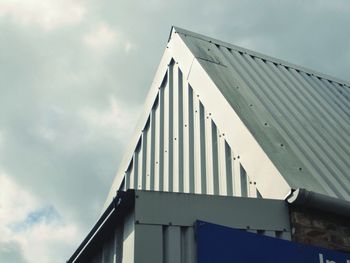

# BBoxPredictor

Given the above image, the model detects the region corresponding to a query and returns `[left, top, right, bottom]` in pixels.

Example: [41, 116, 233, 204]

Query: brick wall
[290, 208, 350, 253]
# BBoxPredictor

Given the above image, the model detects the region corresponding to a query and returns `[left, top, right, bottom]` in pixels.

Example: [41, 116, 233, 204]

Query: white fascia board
[169, 31, 291, 199]
[103, 47, 173, 210]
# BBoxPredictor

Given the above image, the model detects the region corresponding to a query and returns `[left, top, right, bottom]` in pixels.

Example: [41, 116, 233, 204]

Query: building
[68, 27, 350, 263]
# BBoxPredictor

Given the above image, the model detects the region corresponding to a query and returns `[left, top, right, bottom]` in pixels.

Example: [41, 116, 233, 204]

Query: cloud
[0, 130, 3, 147]
[1, 0, 350, 262]
[0, 0, 86, 30]
[0, 241, 27, 263]
[0, 171, 80, 263]
[79, 95, 140, 142]
[83, 22, 118, 50]
[83, 22, 137, 54]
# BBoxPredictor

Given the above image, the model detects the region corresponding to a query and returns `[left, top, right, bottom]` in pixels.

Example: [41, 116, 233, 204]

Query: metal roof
[173, 27, 350, 200]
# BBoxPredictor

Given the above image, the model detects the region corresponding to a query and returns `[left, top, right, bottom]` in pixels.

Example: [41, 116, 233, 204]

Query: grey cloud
[1, 0, 350, 262]
[0, 241, 28, 263]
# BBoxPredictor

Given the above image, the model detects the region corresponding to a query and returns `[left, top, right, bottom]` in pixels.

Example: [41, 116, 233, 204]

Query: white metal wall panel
[182, 78, 190, 193]
[173, 63, 180, 192]
[87, 224, 289, 263]
[74, 191, 291, 263]
[120, 63, 258, 198]
[132, 224, 290, 263]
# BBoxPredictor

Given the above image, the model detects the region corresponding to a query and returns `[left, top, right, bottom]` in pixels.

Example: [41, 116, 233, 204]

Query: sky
[0, 0, 350, 262]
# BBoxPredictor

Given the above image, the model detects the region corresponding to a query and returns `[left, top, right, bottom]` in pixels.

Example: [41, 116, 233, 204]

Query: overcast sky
[1, 1, 350, 262]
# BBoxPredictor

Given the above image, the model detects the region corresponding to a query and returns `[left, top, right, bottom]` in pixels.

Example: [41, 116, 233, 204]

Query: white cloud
[83, 22, 118, 50]
[79, 96, 140, 142]
[0, 0, 86, 30]
[83, 22, 137, 54]
[36, 126, 57, 142]
[0, 130, 3, 147]
[0, 171, 80, 263]
[124, 40, 136, 53]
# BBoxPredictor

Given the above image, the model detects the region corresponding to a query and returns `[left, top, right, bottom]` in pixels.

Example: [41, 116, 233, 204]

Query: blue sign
[196, 221, 350, 263]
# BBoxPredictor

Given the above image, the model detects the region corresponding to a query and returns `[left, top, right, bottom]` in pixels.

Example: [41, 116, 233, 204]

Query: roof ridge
[171, 26, 350, 87]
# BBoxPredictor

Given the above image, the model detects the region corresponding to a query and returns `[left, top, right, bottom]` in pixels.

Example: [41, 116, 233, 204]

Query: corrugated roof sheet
[174, 27, 350, 200]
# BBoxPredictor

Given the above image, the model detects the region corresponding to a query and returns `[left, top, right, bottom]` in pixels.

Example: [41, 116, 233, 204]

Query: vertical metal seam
[168, 63, 174, 192]
[178, 68, 184, 192]
[188, 85, 195, 193]
[199, 102, 207, 194]
[150, 109, 156, 190]
[211, 121, 220, 195]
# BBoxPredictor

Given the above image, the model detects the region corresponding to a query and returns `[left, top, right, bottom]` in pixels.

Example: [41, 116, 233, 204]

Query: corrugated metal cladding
[75, 191, 291, 263]
[122, 61, 260, 198]
[89, 225, 289, 263]
[174, 27, 350, 200]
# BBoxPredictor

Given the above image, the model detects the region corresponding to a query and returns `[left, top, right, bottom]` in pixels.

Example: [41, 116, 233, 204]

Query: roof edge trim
[173, 26, 350, 87]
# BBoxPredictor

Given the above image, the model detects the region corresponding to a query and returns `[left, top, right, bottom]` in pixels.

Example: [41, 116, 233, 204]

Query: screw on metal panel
[219, 135, 222, 137]
[156, 161, 158, 164]
[264, 122, 268, 126]
[185, 124, 187, 127]
[249, 104, 253, 107]
[209, 113, 211, 116]
[236, 86, 240, 89]
[174, 138, 177, 140]
[197, 94, 199, 97]
[222, 133, 225, 136]
[249, 182, 252, 185]
[299, 167, 303, 171]
[208, 48, 210, 51]
[165, 150, 167, 153]
[233, 157, 236, 160]
[254, 182, 257, 185]
[237, 156, 240, 159]
[280, 144, 284, 147]
[195, 110, 198, 113]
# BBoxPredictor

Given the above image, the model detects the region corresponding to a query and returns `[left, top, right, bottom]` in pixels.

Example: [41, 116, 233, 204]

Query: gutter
[286, 188, 350, 219]
[67, 190, 134, 263]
